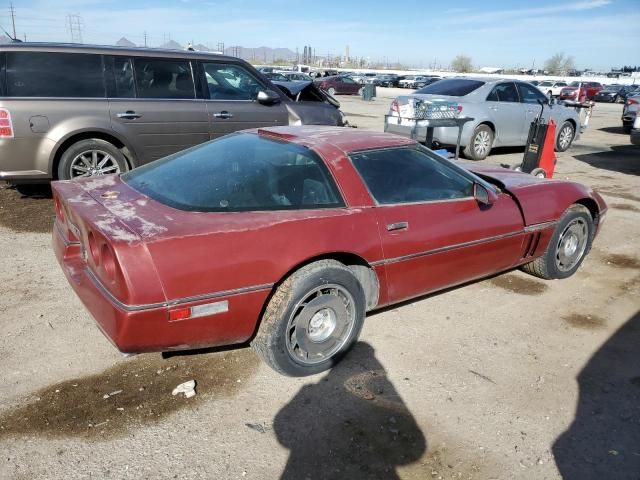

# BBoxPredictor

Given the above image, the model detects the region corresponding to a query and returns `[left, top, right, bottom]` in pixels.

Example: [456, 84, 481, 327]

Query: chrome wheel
[555, 218, 588, 272]
[327, 87, 336, 96]
[473, 130, 491, 157]
[70, 149, 121, 178]
[558, 124, 574, 150]
[285, 283, 356, 366]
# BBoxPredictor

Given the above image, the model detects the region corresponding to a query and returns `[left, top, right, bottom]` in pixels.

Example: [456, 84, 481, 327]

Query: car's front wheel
[555, 121, 575, 152]
[252, 260, 366, 376]
[522, 204, 594, 280]
[327, 87, 336, 96]
[463, 124, 494, 161]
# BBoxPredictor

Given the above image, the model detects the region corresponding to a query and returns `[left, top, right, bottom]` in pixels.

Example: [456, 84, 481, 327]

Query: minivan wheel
[58, 139, 128, 180]
[463, 124, 494, 161]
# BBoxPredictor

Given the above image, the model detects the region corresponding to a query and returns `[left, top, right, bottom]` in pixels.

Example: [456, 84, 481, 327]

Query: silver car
[384, 78, 581, 160]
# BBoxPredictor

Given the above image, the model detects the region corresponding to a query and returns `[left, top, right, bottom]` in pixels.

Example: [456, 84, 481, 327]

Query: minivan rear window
[6, 52, 105, 98]
[414, 79, 485, 96]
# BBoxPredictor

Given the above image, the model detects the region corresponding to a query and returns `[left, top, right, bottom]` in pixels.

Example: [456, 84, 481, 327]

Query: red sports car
[53, 127, 607, 376]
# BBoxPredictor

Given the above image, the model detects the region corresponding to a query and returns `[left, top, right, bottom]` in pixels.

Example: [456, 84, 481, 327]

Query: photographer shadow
[274, 342, 426, 480]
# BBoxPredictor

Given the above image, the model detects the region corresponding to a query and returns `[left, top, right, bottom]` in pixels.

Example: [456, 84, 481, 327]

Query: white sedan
[537, 80, 569, 97]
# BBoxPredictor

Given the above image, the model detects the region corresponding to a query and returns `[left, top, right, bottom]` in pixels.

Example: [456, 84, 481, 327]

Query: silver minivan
[0, 43, 345, 183]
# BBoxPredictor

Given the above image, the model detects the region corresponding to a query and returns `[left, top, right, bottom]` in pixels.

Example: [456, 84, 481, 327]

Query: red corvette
[53, 127, 607, 376]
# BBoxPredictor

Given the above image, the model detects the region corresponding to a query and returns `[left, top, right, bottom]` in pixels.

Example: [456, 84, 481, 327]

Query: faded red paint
[52, 126, 607, 353]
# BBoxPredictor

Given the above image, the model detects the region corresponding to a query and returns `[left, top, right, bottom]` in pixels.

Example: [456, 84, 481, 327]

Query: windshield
[123, 133, 343, 212]
[414, 78, 485, 96]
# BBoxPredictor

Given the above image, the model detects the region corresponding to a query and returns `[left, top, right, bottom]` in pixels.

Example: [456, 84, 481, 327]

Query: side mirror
[257, 89, 281, 105]
[474, 183, 497, 206]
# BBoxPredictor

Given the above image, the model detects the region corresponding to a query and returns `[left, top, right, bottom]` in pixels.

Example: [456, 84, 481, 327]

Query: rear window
[414, 78, 485, 96]
[5, 52, 105, 98]
[123, 133, 344, 212]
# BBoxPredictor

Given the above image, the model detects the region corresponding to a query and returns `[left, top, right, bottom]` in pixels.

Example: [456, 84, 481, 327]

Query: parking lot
[0, 96, 638, 479]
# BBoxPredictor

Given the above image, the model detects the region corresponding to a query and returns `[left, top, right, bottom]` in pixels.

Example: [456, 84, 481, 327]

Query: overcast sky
[1, 0, 639, 70]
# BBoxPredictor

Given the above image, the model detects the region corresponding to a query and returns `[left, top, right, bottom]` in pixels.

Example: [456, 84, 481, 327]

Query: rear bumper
[53, 223, 270, 353]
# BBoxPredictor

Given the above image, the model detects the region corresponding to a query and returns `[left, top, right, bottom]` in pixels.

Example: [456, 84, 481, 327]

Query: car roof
[0, 42, 240, 62]
[253, 126, 416, 153]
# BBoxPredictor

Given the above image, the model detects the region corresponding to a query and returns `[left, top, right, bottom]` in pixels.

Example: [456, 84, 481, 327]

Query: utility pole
[143, 31, 148, 47]
[66, 14, 84, 43]
[9, 2, 17, 38]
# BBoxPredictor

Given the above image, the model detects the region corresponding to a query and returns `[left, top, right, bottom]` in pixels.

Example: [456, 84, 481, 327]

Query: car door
[485, 82, 526, 146]
[200, 61, 288, 139]
[516, 82, 552, 142]
[107, 56, 209, 166]
[348, 146, 525, 304]
[340, 76, 360, 94]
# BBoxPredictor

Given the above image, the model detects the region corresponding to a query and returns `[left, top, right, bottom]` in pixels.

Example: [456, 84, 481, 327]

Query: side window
[134, 58, 194, 99]
[486, 82, 519, 102]
[350, 147, 474, 204]
[5, 52, 104, 98]
[557, 82, 567, 87]
[517, 82, 547, 104]
[202, 63, 264, 100]
[342, 77, 356, 84]
[106, 56, 135, 98]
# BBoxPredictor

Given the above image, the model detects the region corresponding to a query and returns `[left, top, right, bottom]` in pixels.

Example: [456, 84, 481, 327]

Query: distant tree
[544, 53, 575, 75]
[451, 55, 473, 73]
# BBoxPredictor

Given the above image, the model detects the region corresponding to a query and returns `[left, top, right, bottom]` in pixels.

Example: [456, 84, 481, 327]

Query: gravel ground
[0, 96, 638, 480]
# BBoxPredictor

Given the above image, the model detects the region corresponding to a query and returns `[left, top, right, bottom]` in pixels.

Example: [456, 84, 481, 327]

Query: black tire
[622, 124, 632, 134]
[531, 167, 546, 178]
[555, 121, 575, 152]
[57, 139, 128, 181]
[463, 124, 494, 161]
[521, 204, 594, 280]
[251, 260, 366, 377]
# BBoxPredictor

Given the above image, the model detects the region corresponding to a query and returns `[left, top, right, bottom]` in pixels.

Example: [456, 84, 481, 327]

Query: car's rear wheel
[327, 87, 336, 96]
[358, 87, 364, 96]
[615, 95, 622, 104]
[252, 260, 366, 376]
[58, 139, 128, 181]
[555, 121, 575, 152]
[522, 204, 593, 280]
[463, 124, 494, 161]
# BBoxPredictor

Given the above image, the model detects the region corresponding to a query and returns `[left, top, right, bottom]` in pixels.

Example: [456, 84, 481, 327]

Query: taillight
[0, 108, 14, 138]
[100, 243, 117, 281]
[456, 105, 463, 114]
[627, 98, 639, 105]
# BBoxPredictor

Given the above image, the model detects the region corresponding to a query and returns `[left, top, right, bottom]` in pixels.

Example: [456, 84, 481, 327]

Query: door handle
[387, 221, 409, 232]
[213, 111, 233, 119]
[116, 111, 142, 119]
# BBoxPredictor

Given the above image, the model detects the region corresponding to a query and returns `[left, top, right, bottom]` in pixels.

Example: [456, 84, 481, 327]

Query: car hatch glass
[122, 133, 344, 212]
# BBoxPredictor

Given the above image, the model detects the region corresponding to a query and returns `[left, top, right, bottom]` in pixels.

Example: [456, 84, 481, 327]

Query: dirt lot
[0, 94, 638, 480]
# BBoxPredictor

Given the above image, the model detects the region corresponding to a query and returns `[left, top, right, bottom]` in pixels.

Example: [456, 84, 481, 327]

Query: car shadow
[273, 342, 426, 479]
[598, 126, 628, 135]
[553, 311, 640, 479]
[574, 145, 640, 176]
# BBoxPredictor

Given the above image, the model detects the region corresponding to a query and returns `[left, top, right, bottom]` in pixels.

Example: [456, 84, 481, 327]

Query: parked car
[263, 72, 290, 82]
[559, 81, 603, 101]
[52, 126, 607, 376]
[417, 77, 442, 88]
[279, 72, 314, 82]
[536, 80, 568, 97]
[631, 114, 640, 145]
[385, 78, 582, 160]
[314, 76, 363, 96]
[529, 80, 541, 86]
[622, 94, 639, 132]
[593, 85, 632, 103]
[398, 75, 417, 88]
[620, 85, 640, 102]
[377, 74, 399, 87]
[0, 43, 346, 184]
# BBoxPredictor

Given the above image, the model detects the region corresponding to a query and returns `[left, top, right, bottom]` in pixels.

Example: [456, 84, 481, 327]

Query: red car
[53, 127, 607, 376]
[559, 81, 603, 101]
[314, 76, 362, 96]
